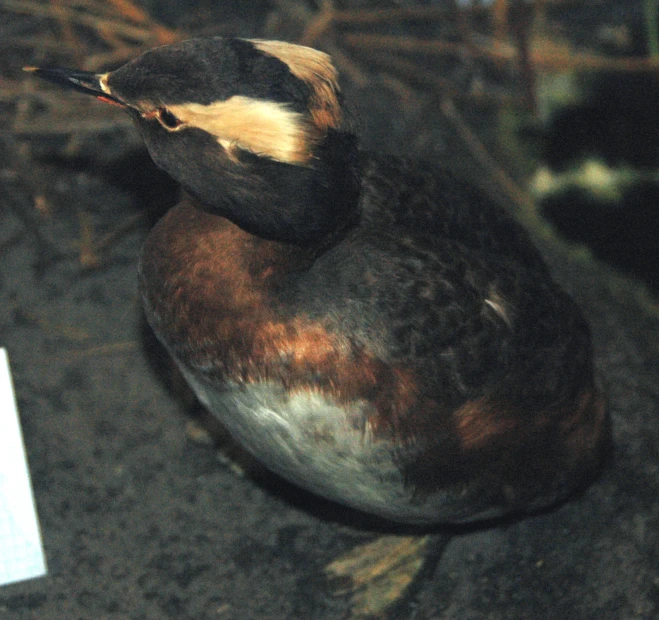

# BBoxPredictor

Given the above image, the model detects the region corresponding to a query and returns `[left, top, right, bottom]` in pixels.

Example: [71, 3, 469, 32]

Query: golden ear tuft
[168, 97, 316, 166]
[249, 39, 343, 132]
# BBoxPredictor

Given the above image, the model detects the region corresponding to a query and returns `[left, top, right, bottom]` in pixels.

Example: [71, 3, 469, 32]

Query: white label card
[0, 348, 47, 586]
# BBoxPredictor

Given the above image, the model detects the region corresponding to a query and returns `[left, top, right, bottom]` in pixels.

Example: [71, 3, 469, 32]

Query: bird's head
[26, 37, 361, 244]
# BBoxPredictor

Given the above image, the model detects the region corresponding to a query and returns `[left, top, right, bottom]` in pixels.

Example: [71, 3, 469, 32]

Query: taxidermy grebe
[26, 36, 609, 606]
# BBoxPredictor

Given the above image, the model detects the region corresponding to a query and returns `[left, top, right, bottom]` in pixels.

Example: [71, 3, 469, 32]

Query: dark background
[0, 1, 657, 618]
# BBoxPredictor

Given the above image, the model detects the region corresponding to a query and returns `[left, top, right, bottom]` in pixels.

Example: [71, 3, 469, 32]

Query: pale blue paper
[0, 348, 47, 586]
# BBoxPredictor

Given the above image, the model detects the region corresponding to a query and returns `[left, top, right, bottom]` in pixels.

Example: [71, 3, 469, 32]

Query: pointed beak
[23, 66, 125, 107]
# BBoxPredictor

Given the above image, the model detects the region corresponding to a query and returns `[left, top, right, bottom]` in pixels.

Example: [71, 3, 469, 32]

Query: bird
[26, 36, 610, 614]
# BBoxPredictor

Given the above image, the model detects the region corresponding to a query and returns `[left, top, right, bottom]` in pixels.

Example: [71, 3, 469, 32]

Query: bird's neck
[190, 129, 362, 247]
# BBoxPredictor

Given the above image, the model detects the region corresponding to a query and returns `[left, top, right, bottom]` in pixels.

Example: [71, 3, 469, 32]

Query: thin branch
[365, 52, 519, 106]
[439, 97, 535, 215]
[0, 0, 178, 46]
[510, 1, 537, 112]
[342, 32, 659, 73]
[93, 212, 144, 254]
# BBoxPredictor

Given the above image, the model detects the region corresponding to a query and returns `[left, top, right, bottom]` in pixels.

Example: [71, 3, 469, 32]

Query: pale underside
[179, 365, 496, 525]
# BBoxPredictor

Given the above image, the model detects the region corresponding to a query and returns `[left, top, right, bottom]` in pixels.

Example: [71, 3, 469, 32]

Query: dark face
[107, 37, 312, 113]
[27, 37, 358, 244]
[100, 37, 346, 172]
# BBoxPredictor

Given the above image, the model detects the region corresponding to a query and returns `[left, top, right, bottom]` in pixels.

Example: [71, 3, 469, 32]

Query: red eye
[156, 107, 183, 130]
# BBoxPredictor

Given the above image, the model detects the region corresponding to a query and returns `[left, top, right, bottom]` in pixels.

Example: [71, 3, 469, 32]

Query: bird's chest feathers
[139, 202, 323, 379]
[138, 202, 428, 443]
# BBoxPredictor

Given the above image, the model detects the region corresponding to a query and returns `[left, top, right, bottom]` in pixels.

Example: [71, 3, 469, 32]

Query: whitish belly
[180, 368, 447, 522]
